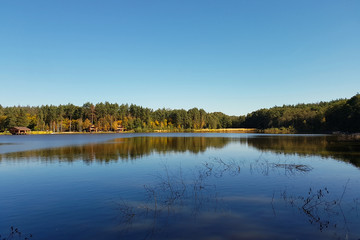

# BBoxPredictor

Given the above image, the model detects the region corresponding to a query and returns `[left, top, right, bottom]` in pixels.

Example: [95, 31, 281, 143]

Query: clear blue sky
[0, 0, 359, 115]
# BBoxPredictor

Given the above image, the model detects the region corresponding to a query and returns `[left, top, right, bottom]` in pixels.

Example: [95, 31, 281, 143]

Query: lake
[0, 133, 359, 240]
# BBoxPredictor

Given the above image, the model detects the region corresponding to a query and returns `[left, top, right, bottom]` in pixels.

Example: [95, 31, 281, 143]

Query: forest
[0, 94, 359, 133]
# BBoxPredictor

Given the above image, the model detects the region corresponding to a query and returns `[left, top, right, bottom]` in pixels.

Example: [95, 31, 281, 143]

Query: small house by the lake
[88, 125, 98, 133]
[116, 125, 125, 132]
[9, 127, 31, 135]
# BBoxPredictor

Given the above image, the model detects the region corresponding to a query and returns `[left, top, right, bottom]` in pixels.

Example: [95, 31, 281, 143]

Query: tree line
[0, 102, 243, 132]
[0, 94, 359, 133]
[242, 93, 360, 133]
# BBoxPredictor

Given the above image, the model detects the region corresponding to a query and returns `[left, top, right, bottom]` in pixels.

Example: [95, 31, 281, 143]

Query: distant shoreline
[1, 128, 359, 137]
[1, 94, 359, 134]
[0, 128, 258, 135]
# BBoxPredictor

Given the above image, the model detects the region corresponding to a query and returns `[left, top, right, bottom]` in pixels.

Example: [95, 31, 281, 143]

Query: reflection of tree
[0, 137, 231, 163]
[1, 136, 359, 168]
[246, 136, 360, 168]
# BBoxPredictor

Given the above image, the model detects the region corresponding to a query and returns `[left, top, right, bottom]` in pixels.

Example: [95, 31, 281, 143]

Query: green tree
[16, 109, 30, 127]
[65, 104, 76, 132]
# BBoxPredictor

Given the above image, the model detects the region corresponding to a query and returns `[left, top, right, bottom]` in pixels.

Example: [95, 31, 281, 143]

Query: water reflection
[0, 137, 230, 163]
[246, 135, 360, 168]
[278, 181, 359, 239]
[1, 136, 360, 168]
[1, 135, 359, 240]
[116, 158, 358, 239]
[116, 159, 241, 239]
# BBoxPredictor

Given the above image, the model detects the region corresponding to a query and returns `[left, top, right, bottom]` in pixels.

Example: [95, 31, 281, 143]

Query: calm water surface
[0, 133, 359, 239]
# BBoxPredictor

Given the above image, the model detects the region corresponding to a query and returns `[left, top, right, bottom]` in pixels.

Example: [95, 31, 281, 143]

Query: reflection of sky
[0, 134, 359, 239]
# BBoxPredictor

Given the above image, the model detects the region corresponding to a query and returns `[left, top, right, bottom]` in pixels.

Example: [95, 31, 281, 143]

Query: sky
[0, 0, 359, 115]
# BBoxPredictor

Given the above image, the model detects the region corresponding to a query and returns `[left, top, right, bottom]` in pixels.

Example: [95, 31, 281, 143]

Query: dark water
[0, 133, 359, 240]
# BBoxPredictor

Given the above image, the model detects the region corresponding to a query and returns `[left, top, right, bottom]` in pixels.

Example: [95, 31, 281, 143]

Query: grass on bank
[262, 126, 296, 134]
